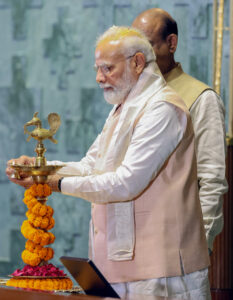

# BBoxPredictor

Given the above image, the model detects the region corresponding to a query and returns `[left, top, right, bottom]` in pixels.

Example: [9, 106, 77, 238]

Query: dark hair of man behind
[161, 16, 178, 40]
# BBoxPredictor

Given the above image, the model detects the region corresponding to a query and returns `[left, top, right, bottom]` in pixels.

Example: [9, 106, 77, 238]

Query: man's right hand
[6, 155, 35, 179]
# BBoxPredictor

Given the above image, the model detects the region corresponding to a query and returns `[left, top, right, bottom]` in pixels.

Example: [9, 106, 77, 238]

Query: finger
[7, 158, 17, 166]
[18, 171, 30, 179]
[19, 155, 34, 165]
[6, 167, 14, 177]
[8, 176, 33, 189]
[7, 156, 33, 166]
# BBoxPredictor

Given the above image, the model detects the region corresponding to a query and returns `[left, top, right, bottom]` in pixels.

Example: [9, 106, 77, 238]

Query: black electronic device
[60, 256, 120, 298]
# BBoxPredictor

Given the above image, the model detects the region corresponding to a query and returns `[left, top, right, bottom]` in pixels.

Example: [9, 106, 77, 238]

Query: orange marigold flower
[36, 184, 44, 197]
[30, 184, 38, 195]
[25, 240, 35, 252]
[34, 216, 42, 228]
[33, 232, 41, 244]
[32, 202, 42, 215]
[40, 217, 49, 229]
[40, 232, 49, 246]
[46, 205, 54, 217]
[44, 184, 52, 197]
[48, 232, 56, 244]
[47, 217, 55, 230]
[44, 247, 54, 261]
[39, 205, 47, 216]
[26, 197, 38, 209]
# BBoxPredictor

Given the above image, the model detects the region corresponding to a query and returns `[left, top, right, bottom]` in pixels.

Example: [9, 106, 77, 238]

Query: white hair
[96, 26, 156, 63]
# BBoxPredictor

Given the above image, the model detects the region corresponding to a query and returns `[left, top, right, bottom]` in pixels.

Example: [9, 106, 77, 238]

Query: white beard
[100, 64, 136, 105]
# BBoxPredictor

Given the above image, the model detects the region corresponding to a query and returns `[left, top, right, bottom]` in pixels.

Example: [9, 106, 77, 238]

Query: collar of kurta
[163, 63, 183, 83]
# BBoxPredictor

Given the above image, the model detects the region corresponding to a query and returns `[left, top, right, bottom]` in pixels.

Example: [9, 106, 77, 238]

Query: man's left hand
[7, 173, 62, 193]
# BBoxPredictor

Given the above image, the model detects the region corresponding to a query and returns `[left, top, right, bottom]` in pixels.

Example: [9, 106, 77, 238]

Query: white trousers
[111, 268, 211, 300]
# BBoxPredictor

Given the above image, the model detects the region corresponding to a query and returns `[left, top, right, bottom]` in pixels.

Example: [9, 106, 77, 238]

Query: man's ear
[166, 34, 178, 54]
[133, 52, 146, 75]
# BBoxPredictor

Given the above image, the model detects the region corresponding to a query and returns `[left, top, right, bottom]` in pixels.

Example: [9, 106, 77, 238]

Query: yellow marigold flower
[53, 280, 59, 290]
[34, 279, 42, 289]
[6, 278, 73, 291]
[24, 189, 33, 198]
[22, 249, 41, 266]
[23, 194, 33, 204]
[28, 279, 34, 289]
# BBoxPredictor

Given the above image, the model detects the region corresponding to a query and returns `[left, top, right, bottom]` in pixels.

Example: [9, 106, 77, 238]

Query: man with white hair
[7, 26, 210, 299]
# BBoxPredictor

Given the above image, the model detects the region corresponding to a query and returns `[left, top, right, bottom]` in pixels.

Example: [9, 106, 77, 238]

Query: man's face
[95, 41, 137, 105]
[132, 17, 171, 74]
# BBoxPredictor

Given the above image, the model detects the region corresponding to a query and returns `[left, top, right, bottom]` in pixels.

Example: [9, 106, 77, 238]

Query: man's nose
[96, 68, 106, 83]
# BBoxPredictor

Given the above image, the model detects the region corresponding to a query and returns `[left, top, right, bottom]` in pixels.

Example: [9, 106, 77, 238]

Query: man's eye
[103, 65, 113, 73]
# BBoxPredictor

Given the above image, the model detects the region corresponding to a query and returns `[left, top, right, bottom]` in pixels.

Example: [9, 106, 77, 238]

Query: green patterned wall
[0, 0, 230, 275]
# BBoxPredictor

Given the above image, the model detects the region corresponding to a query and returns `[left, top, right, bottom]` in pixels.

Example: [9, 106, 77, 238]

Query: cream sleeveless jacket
[90, 66, 210, 283]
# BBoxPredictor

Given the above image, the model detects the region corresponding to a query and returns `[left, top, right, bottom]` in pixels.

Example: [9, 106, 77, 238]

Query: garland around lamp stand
[6, 112, 73, 291]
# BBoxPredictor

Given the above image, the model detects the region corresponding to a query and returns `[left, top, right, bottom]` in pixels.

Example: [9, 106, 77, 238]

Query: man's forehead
[95, 40, 124, 62]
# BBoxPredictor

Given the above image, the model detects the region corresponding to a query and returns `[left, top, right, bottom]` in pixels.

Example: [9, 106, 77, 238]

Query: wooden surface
[0, 286, 112, 300]
[209, 145, 233, 294]
[0, 285, 230, 300]
[0, 286, 177, 300]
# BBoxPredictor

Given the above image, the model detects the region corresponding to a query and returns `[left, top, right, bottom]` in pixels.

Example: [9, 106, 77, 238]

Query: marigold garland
[7, 184, 73, 291]
[6, 277, 73, 291]
[20, 184, 55, 266]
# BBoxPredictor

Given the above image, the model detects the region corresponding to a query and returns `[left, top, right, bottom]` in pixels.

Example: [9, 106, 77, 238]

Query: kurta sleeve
[48, 134, 100, 177]
[190, 90, 228, 250]
[60, 102, 186, 204]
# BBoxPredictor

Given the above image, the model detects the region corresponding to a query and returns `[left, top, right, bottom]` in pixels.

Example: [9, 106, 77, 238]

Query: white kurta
[190, 90, 228, 250]
[49, 63, 210, 298]
[57, 101, 185, 203]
